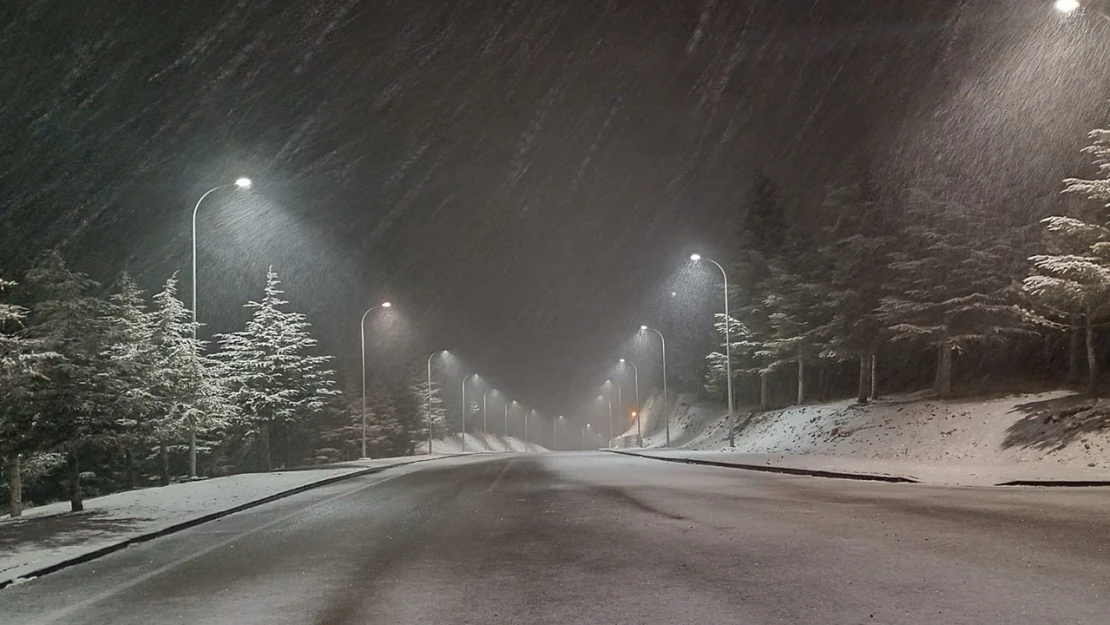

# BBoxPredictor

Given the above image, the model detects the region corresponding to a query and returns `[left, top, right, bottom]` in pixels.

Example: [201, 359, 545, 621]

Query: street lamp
[554, 415, 564, 451]
[640, 324, 669, 447]
[619, 359, 641, 446]
[461, 373, 479, 452]
[691, 253, 735, 447]
[483, 389, 496, 450]
[187, 177, 251, 478]
[598, 394, 613, 447]
[1056, 0, 1081, 12]
[359, 301, 392, 459]
[524, 409, 533, 452]
[583, 423, 591, 449]
[504, 400, 517, 452]
[426, 349, 447, 454]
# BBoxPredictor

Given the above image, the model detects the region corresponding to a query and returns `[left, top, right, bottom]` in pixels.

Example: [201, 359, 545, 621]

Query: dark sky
[3, 0, 1110, 422]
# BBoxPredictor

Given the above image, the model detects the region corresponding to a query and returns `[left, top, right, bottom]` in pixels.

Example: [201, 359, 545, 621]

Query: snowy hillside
[618, 390, 1110, 471]
[426, 433, 547, 454]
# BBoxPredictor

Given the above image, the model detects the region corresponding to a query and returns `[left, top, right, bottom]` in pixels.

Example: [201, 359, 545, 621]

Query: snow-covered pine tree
[710, 171, 787, 408]
[1024, 129, 1110, 398]
[216, 268, 338, 472]
[1, 275, 33, 516]
[150, 273, 231, 481]
[410, 375, 446, 453]
[880, 184, 1032, 399]
[813, 176, 898, 403]
[756, 256, 828, 406]
[103, 272, 158, 489]
[23, 251, 119, 511]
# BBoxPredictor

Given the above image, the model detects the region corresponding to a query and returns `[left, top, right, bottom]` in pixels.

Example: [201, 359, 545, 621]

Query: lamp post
[504, 400, 516, 452]
[640, 325, 669, 446]
[691, 253, 735, 447]
[524, 409, 532, 452]
[360, 302, 392, 458]
[461, 373, 479, 452]
[554, 415, 563, 451]
[583, 423, 591, 449]
[483, 389, 494, 450]
[599, 395, 613, 447]
[620, 358, 641, 447]
[188, 177, 251, 478]
[426, 349, 447, 454]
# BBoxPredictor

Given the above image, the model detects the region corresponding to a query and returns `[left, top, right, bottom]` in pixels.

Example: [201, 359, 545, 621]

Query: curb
[0, 455, 449, 589]
[996, 479, 1110, 487]
[608, 450, 919, 484]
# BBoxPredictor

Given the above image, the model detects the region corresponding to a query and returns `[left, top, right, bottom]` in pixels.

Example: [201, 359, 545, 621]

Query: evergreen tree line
[705, 131, 1110, 412]
[0, 254, 443, 518]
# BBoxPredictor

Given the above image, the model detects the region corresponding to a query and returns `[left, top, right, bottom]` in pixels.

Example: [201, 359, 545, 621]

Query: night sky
[4, 0, 1110, 421]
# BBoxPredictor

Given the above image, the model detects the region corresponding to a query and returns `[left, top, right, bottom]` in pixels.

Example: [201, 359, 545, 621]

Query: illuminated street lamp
[640, 325, 669, 446]
[483, 389, 496, 449]
[583, 423, 591, 449]
[620, 359, 641, 447]
[360, 301, 392, 458]
[426, 349, 448, 454]
[1055, 0, 1081, 13]
[554, 415, 564, 451]
[461, 373, 479, 452]
[691, 253, 735, 447]
[187, 177, 251, 478]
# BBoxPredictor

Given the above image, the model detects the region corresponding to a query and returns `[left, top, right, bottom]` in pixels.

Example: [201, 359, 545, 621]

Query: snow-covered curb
[0, 456, 447, 588]
[609, 450, 917, 484]
[612, 449, 1110, 487]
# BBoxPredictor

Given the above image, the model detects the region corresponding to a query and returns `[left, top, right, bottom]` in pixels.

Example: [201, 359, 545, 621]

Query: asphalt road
[2, 452, 1110, 624]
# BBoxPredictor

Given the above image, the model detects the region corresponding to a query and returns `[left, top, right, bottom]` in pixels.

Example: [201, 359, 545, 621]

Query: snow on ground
[426, 434, 546, 454]
[624, 389, 1110, 485]
[0, 456, 432, 585]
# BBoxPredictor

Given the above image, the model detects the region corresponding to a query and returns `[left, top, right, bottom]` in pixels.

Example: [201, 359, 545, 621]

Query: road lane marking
[487, 459, 515, 492]
[26, 470, 414, 625]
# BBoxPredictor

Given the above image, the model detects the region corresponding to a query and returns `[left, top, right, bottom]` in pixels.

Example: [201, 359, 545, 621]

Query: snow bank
[426, 434, 546, 454]
[630, 389, 1110, 483]
[0, 456, 430, 585]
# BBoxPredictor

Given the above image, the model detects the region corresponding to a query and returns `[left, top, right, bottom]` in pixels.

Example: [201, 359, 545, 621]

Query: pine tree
[410, 375, 446, 453]
[149, 273, 231, 481]
[1, 275, 33, 516]
[103, 272, 158, 489]
[23, 251, 119, 511]
[1024, 129, 1110, 397]
[757, 256, 828, 406]
[216, 268, 338, 472]
[813, 176, 898, 403]
[880, 185, 1032, 398]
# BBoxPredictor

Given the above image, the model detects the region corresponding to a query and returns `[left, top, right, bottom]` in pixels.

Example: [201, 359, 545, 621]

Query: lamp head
[689, 253, 702, 261]
[234, 177, 252, 188]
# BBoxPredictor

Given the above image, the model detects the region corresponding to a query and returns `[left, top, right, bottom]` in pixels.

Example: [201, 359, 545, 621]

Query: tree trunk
[870, 352, 879, 400]
[759, 371, 770, 409]
[937, 341, 953, 399]
[188, 427, 197, 478]
[7, 453, 21, 518]
[124, 448, 137, 490]
[1087, 311, 1099, 399]
[796, 345, 805, 405]
[857, 353, 870, 404]
[260, 423, 273, 472]
[159, 439, 170, 486]
[1070, 314, 1083, 383]
[817, 365, 828, 402]
[67, 453, 83, 512]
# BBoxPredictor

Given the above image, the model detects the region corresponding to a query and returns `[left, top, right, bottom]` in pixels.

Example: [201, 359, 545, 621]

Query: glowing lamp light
[234, 177, 252, 188]
[1055, 0, 1081, 13]
[689, 253, 702, 261]
[619, 358, 626, 363]
[640, 325, 649, 331]
[381, 302, 392, 308]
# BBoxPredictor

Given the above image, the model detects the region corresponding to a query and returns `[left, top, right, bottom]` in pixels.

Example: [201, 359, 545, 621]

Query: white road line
[486, 459, 515, 492]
